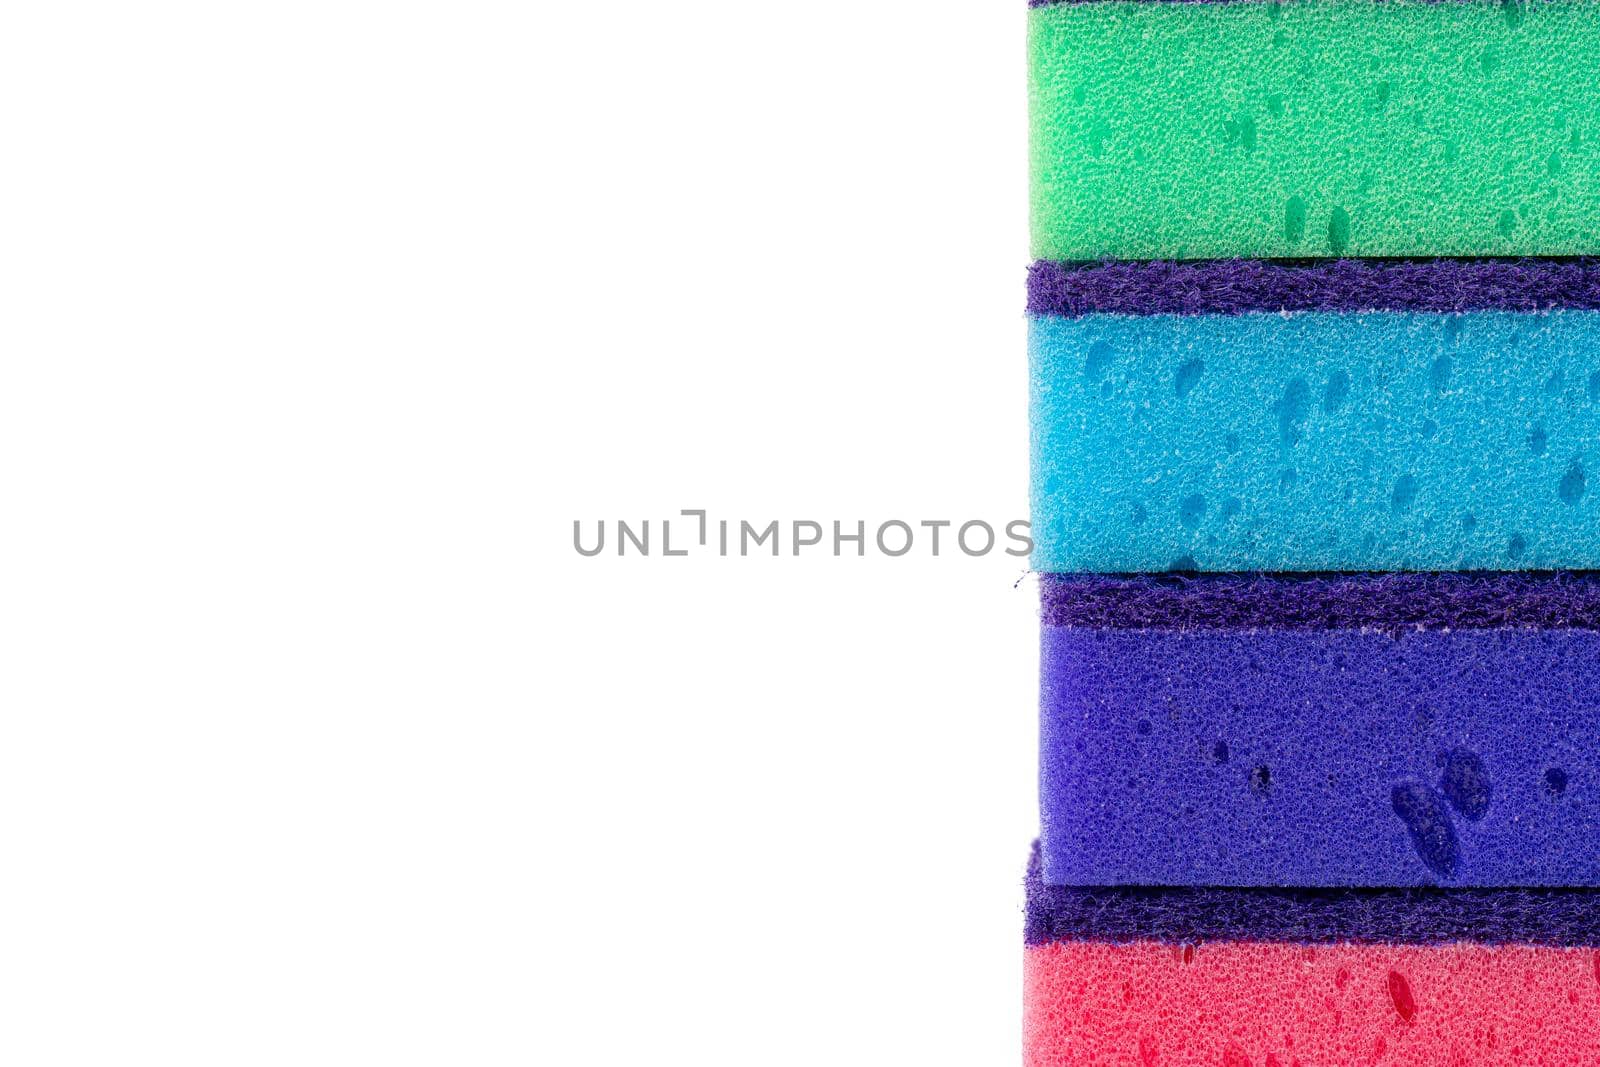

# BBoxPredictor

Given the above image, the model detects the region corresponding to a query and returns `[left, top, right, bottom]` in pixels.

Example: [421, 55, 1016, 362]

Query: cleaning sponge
[1025, 940, 1600, 1067]
[1024, 838, 1600, 1060]
[1031, 309, 1600, 572]
[1040, 607, 1600, 886]
[1030, 0, 1600, 259]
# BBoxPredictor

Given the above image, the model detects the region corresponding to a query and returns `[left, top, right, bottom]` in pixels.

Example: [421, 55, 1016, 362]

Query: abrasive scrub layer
[1024, 843, 1600, 947]
[1038, 571, 1600, 631]
[1029, 0, 1600, 260]
[1030, 309, 1600, 572]
[1027, 258, 1600, 318]
[1024, 940, 1600, 1067]
[1039, 627, 1600, 886]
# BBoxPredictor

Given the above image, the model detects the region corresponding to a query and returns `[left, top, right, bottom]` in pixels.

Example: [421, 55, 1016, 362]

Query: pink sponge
[1025, 941, 1600, 1067]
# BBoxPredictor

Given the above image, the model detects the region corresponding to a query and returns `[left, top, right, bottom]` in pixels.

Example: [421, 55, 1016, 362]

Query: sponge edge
[1030, 309, 1600, 572]
[1030, 0, 1600, 259]
[1025, 940, 1600, 1067]
[1025, 843, 1600, 947]
[1041, 628, 1600, 887]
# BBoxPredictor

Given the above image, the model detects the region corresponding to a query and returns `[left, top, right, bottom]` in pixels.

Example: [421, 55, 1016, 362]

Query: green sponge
[1030, 0, 1600, 260]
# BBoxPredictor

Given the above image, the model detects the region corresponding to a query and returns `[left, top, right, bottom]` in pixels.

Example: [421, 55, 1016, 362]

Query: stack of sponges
[1026, 1, 1600, 1063]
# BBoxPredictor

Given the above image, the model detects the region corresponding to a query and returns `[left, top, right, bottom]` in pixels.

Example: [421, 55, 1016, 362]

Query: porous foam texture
[1027, 259, 1600, 317]
[1040, 628, 1600, 886]
[1039, 571, 1600, 632]
[1030, 0, 1600, 260]
[1025, 941, 1600, 1067]
[1024, 843, 1600, 947]
[1030, 310, 1600, 572]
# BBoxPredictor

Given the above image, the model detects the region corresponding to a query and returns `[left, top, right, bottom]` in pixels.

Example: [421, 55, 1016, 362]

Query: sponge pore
[1030, 0, 1600, 259]
[1040, 627, 1600, 886]
[1025, 940, 1600, 1067]
[1030, 309, 1600, 572]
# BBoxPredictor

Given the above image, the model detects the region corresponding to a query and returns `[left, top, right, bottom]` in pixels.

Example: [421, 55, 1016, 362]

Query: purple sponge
[1040, 571, 1600, 633]
[1027, 258, 1600, 318]
[1024, 842, 1600, 947]
[1040, 625, 1600, 886]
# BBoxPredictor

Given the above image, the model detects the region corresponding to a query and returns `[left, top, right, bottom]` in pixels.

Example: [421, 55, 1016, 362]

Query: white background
[5, 2, 1032, 1063]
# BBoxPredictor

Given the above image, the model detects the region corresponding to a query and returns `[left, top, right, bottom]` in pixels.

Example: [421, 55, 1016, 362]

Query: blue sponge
[1031, 310, 1600, 572]
[1040, 627, 1600, 887]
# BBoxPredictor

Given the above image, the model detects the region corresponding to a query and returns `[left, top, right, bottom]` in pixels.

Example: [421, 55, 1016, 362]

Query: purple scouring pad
[1026, 259, 1600, 318]
[1040, 571, 1600, 632]
[1024, 843, 1600, 947]
[1040, 626, 1600, 887]
[1029, 0, 1576, 4]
